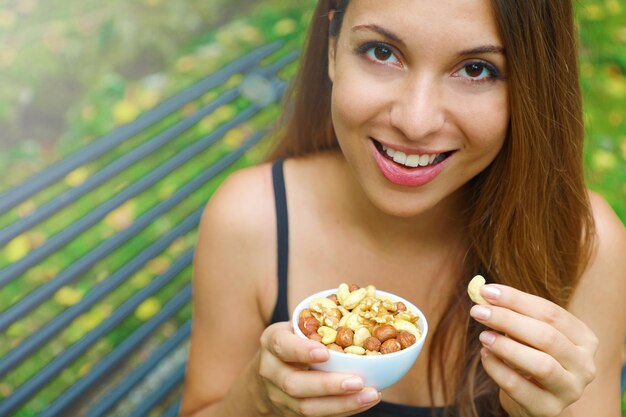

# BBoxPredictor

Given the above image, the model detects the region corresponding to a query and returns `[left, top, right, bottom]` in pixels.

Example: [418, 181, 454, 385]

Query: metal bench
[0, 40, 298, 417]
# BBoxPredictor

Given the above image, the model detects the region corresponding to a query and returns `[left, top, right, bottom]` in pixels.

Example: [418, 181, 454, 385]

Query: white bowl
[291, 288, 428, 390]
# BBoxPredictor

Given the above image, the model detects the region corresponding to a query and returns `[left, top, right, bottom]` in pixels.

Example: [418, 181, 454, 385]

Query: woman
[180, 0, 626, 416]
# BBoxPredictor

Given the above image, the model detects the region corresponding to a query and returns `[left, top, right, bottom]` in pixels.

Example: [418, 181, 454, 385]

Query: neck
[333, 155, 470, 256]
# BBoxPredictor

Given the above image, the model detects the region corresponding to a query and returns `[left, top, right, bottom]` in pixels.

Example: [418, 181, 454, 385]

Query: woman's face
[329, 0, 510, 218]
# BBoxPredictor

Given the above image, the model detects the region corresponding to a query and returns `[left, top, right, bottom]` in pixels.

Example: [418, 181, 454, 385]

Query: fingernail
[310, 348, 329, 361]
[479, 331, 496, 346]
[470, 305, 491, 320]
[482, 285, 501, 300]
[480, 347, 490, 358]
[341, 377, 363, 391]
[358, 388, 380, 405]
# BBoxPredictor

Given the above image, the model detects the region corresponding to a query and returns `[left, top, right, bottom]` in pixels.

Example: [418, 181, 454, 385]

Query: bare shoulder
[196, 162, 278, 312]
[582, 191, 626, 290]
[201, 162, 276, 237]
[181, 163, 278, 413]
[567, 192, 625, 415]
[571, 191, 626, 315]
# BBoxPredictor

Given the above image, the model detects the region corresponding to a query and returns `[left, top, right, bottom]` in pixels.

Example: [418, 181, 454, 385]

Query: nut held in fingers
[467, 275, 488, 305]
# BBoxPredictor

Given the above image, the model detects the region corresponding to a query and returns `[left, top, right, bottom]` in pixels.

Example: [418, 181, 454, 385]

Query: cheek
[454, 91, 510, 152]
[330, 64, 390, 136]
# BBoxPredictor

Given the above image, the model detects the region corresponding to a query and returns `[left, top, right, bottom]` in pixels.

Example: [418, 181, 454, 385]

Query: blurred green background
[0, 0, 624, 415]
[0, 0, 624, 217]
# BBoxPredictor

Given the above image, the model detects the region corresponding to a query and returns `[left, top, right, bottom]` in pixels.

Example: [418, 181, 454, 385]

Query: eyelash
[355, 41, 502, 83]
[355, 41, 400, 67]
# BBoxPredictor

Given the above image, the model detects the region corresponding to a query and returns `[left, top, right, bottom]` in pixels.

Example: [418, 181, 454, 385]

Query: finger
[260, 322, 329, 364]
[480, 348, 563, 417]
[479, 284, 594, 347]
[478, 331, 573, 394]
[266, 384, 381, 417]
[261, 353, 366, 398]
[470, 304, 580, 369]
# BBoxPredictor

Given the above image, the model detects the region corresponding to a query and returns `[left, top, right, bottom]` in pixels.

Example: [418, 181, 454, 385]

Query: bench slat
[131, 363, 186, 417]
[0, 283, 191, 417]
[0, 210, 199, 378]
[45, 321, 191, 417]
[0, 103, 263, 291]
[0, 126, 270, 332]
[0, 89, 239, 248]
[0, 41, 283, 215]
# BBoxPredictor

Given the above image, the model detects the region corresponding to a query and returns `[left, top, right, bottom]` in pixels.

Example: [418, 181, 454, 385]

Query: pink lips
[370, 140, 449, 187]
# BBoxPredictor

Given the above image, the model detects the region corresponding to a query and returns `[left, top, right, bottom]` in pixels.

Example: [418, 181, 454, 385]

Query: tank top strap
[269, 158, 290, 324]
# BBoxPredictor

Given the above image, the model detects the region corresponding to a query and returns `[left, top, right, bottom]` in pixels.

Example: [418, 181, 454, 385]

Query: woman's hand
[255, 322, 382, 416]
[470, 284, 599, 417]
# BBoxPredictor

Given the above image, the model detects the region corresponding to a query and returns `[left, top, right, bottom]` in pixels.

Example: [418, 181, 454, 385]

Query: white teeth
[392, 151, 407, 164]
[380, 143, 441, 168]
[405, 154, 421, 168]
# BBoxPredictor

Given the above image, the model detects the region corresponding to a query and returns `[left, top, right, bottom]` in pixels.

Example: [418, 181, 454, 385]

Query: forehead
[342, 0, 503, 50]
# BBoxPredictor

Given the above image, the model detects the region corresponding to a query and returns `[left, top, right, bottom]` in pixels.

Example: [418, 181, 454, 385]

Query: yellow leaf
[147, 257, 171, 274]
[16, 200, 36, 218]
[136, 298, 161, 321]
[55, 286, 83, 306]
[113, 100, 140, 125]
[238, 26, 262, 43]
[273, 18, 297, 36]
[82, 105, 96, 121]
[583, 4, 605, 20]
[606, 0, 621, 14]
[6, 236, 30, 262]
[0, 10, 16, 29]
[592, 150, 618, 171]
[65, 167, 89, 187]
[104, 202, 135, 231]
[139, 90, 160, 109]
[609, 111, 623, 127]
[223, 128, 247, 148]
[176, 56, 196, 73]
[214, 105, 237, 123]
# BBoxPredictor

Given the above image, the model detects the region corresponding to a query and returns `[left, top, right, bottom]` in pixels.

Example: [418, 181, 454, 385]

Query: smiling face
[328, 0, 510, 218]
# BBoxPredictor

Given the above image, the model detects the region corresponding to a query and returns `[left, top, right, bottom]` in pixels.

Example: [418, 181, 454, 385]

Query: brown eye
[465, 63, 484, 77]
[374, 46, 393, 61]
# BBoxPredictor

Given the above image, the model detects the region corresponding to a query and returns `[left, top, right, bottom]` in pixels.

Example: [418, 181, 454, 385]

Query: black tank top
[268, 159, 449, 417]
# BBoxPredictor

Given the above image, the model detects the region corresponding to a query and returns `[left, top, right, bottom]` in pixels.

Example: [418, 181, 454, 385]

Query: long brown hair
[267, 1, 595, 416]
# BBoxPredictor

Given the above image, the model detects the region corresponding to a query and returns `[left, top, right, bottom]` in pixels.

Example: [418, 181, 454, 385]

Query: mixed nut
[297, 283, 421, 355]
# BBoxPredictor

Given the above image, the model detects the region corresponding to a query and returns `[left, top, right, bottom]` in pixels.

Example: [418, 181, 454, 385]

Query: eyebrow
[351, 24, 405, 46]
[351, 24, 505, 56]
[458, 45, 505, 56]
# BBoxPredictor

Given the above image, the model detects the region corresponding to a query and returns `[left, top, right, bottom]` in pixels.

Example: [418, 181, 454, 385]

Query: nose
[388, 76, 445, 141]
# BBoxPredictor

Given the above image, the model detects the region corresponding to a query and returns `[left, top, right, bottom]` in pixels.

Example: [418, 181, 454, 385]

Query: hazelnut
[397, 331, 416, 349]
[300, 316, 320, 336]
[327, 294, 339, 304]
[327, 343, 344, 353]
[380, 338, 401, 354]
[299, 308, 313, 320]
[394, 302, 407, 315]
[349, 283, 360, 292]
[308, 332, 323, 343]
[372, 324, 397, 342]
[335, 327, 354, 348]
[362, 336, 381, 352]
